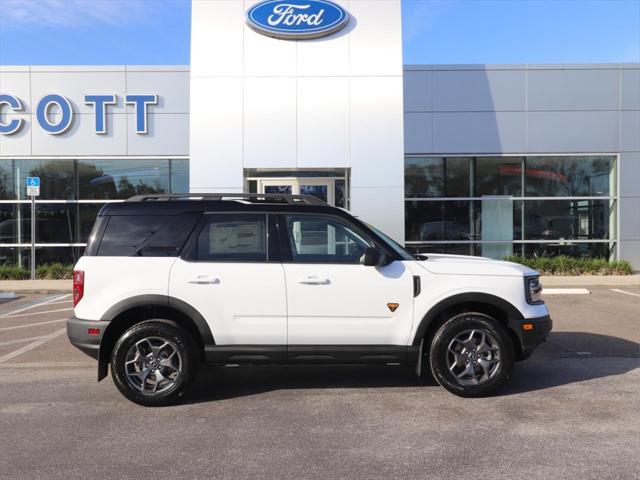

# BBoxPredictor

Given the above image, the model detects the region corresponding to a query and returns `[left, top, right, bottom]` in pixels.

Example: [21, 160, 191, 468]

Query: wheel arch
[97, 295, 214, 380]
[413, 292, 524, 359]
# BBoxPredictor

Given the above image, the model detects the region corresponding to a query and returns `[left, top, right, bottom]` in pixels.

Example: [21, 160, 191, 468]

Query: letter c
[0, 94, 24, 135]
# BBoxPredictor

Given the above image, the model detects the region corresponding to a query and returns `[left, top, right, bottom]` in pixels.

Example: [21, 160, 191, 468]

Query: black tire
[429, 312, 514, 397]
[110, 319, 199, 406]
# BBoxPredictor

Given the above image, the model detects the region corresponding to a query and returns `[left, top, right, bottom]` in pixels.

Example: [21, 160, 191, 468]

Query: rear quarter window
[96, 213, 200, 257]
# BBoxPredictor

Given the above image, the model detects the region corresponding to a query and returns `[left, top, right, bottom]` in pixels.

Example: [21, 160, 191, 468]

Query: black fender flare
[412, 292, 524, 346]
[100, 294, 215, 346]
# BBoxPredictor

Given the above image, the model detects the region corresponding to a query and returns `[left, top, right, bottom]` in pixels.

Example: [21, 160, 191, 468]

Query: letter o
[36, 94, 73, 135]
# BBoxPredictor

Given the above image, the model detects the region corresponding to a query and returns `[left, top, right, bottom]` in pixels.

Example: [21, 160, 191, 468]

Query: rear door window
[195, 214, 267, 262]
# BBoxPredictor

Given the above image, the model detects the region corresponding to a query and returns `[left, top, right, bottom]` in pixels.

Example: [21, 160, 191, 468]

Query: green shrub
[0, 263, 74, 280]
[504, 255, 633, 276]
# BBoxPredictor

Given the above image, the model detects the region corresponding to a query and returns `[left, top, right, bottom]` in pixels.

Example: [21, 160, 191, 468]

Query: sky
[0, 0, 638, 65]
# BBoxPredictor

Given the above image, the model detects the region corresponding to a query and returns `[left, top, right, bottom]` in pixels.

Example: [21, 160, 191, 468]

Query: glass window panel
[300, 184, 328, 202]
[264, 185, 292, 195]
[15, 204, 76, 244]
[15, 159, 75, 200]
[523, 242, 612, 259]
[335, 179, 346, 208]
[285, 215, 373, 264]
[0, 204, 17, 244]
[405, 158, 444, 198]
[524, 156, 614, 197]
[170, 159, 189, 193]
[78, 159, 171, 199]
[196, 214, 267, 262]
[78, 204, 105, 244]
[444, 157, 470, 197]
[524, 200, 612, 240]
[37, 246, 80, 266]
[475, 157, 522, 196]
[98, 216, 170, 256]
[405, 201, 473, 241]
[0, 160, 14, 200]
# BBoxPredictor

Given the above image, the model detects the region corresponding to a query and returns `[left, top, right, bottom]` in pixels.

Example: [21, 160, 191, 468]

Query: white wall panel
[244, 77, 297, 169]
[125, 71, 190, 114]
[30, 71, 126, 114]
[0, 114, 31, 156]
[31, 113, 127, 156]
[527, 68, 620, 111]
[527, 111, 619, 153]
[0, 71, 31, 113]
[297, 77, 350, 168]
[403, 70, 432, 112]
[350, 76, 404, 187]
[621, 68, 640, 110]
[191, 1, 244, 77]
[127, 113, 189, 156]
[244, 24, 297, 77]
[190, 77, 244, 190]
[404, 112, 432, 154]
[351, 186, 405, 243]
[433, 69, 526, 111]
[621, 111, 640, 152]
[348, 0, 403, 76]
[433, 112, 526, 153]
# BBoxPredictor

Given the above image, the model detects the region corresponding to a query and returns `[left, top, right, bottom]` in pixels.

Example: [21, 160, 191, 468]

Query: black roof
[99, 193, 348, 217]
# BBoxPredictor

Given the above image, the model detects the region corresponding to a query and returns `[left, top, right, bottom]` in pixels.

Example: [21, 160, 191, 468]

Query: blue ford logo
[246, 0, 349, 40]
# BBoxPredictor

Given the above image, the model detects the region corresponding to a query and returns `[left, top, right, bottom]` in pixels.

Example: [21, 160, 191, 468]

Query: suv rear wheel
[429, 312, 514, 397]
[110, 320, 198, 406]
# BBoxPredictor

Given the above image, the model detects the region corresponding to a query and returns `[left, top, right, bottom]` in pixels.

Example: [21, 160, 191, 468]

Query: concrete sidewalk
[0, 275, 638, 293]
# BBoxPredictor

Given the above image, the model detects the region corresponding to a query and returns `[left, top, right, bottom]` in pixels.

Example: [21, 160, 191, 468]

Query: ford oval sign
[246, 0, 350, 40]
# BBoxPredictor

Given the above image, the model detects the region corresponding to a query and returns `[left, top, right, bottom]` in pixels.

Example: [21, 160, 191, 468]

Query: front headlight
[525, 276, 543, 305]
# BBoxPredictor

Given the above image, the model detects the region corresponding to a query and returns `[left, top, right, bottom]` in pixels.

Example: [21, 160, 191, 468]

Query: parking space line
[0, 294, 71, 319]
[0, 328, 66, 364]
[0, 318, 67, 332]
[543, 288, 590, 295]
[2, 307, 73, 319]
[0, 334, 57, 347]
[611, 288, 640, 298]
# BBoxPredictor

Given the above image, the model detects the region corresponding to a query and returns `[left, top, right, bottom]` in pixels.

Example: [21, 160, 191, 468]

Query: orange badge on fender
[387, 303, 399, 312]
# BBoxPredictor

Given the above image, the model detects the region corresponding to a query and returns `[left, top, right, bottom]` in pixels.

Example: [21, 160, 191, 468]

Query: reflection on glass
[300, 185, 328, 202]
[524, 200, 611, 240]
[170, 159, 189, 193]
[405, 201, 473, 241]
[524, 242, 611, 259]
[475, 157, 522, 196]
[0, 160, 14, 200]
[335, 179, 346, 208]
[525, 156, 613, 197]
[78, 204, 105, 243]
[16, 159, 75, 200]
[405, 158, 444, 198]
[78, 159, 171, 199]
[18, 204, 76, 244]
[264, 185, 292, 195]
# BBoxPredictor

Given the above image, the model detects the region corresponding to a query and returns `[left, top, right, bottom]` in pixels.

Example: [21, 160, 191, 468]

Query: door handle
[188, 276, 220, 285]
[298, 276, 331, 285]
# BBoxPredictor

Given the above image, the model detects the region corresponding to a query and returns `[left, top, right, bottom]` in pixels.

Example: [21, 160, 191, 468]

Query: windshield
[367, 224, 415, 261]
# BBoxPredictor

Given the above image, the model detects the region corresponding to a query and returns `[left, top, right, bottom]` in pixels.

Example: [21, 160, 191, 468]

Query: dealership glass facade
[0, 158, 188, 267]
[405, 155, 617, 259]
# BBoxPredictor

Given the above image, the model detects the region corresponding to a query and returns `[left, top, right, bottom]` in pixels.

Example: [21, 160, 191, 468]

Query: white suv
[67, 193, 551, 406]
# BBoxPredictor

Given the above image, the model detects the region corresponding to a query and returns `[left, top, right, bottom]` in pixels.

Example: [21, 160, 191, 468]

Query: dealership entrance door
[246, 170, 349, 208]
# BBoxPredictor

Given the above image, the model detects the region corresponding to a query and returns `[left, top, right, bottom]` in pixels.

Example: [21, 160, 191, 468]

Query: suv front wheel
[110, 320, 198, 406]
[429, 312, 514, 397]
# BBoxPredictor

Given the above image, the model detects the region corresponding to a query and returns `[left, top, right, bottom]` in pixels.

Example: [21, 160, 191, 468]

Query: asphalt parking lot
[0, 287, 638, 480]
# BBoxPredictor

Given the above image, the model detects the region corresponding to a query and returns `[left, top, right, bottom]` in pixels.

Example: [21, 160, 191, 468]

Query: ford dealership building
[0, 1, 639, 269]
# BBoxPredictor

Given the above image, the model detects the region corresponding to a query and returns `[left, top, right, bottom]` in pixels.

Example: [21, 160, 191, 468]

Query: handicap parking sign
[26, 176, 40, 196]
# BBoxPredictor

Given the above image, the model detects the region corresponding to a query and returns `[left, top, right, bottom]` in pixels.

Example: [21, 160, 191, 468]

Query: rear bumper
[514, 315, 553, 360]
[66, 316, 109, 360]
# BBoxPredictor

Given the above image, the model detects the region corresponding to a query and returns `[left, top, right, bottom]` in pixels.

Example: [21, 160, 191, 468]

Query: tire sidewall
[430, 313, 514, 397]
[111, 320, 198, 406]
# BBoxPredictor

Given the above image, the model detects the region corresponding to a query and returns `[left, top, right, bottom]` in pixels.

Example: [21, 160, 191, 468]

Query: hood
[415, 253, 539, 277]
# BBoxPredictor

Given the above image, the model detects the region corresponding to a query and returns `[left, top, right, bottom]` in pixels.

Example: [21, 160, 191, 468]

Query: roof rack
[125, 193, 327, 206]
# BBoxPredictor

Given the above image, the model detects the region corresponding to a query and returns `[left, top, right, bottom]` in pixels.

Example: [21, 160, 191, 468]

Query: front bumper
[66, 316, 109, 360]
[515, 314, 552, 360]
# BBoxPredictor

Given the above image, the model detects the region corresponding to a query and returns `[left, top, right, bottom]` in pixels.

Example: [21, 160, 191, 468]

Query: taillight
[73, 270, 84, 307]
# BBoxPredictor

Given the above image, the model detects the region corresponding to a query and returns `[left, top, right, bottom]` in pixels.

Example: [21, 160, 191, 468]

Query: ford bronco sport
[67, 193, 551, 406]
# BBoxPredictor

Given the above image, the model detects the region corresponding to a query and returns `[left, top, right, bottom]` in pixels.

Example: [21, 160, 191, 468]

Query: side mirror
[361, 247, 389, 267]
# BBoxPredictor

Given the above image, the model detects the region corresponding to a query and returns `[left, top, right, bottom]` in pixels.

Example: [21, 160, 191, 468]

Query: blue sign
[246, 0, 349, 40]
[27, 177, 40, 188]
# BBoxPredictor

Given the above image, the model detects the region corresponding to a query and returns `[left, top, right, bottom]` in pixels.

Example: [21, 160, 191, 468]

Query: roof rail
[125, 192, 327, 206]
